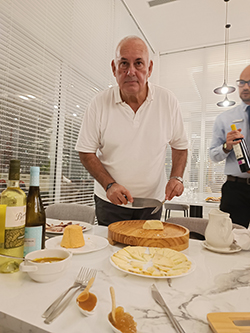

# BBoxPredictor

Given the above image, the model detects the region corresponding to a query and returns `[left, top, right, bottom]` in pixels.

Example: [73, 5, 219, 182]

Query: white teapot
[205, 208, 234, 248]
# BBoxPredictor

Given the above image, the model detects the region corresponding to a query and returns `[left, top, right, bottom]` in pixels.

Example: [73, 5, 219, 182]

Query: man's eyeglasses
[236, 79, 250, 87]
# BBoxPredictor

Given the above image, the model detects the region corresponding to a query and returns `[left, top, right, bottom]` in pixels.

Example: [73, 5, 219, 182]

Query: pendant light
[214, 0, 235, 107]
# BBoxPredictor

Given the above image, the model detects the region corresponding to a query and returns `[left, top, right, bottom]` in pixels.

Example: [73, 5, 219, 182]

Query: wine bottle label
[233, 144, 244, 159]
[2, 206, 26, 249]
[4, 226, 25, 249]
[238, 159, 245, 165]
[24, 226, 43, 255]
[5, 206, 26, 228]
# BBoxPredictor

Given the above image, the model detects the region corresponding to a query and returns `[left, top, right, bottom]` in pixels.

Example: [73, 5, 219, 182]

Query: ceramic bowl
[107, 313, 122, 333]
[76, 295, 97, 316]
[107, 311, 140, 333]
[19, 248, 72, 283]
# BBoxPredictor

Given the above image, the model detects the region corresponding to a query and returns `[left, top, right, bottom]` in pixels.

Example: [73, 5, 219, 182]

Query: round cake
[60, 224, 85, 248]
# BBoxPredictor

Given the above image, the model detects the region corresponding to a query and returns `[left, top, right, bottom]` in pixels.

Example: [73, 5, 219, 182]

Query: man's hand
[225, 128, 244, 151]
[165, 178, 184, 201]
[106, 183, 133, 205]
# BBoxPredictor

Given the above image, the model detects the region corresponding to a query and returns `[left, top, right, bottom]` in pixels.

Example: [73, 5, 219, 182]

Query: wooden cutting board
[108, 220, 189, 251]
[207, 312, 250, 333]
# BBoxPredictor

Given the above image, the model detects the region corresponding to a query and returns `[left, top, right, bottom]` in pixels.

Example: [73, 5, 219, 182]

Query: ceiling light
[214, 0, 236, 106]
[217, 95, 235, 108]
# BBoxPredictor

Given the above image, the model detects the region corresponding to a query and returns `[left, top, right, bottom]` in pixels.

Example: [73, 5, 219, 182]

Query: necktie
[247, 105, 250, 128]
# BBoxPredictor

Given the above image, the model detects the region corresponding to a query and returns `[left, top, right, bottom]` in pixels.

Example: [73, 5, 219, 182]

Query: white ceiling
[123, 0, 250, 54]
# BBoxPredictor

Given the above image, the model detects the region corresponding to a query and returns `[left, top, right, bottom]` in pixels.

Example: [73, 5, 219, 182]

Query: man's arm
[79, 152, 133, 205]
[165, 148, 188, 201]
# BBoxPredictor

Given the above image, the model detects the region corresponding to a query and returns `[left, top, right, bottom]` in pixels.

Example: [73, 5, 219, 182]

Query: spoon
[0, 254, 34, 262]
[77, 277, 95, 302]
[110, 286, 116, 324]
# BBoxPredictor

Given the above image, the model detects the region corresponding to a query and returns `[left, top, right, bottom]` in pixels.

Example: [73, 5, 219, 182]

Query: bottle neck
[8, 180, 20, 188]
[27, 186, 41, 196]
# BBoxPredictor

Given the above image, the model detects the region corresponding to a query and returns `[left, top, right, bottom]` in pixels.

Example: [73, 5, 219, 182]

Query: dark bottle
[24, 166, 46, 255]
[231, 124, 250, 172]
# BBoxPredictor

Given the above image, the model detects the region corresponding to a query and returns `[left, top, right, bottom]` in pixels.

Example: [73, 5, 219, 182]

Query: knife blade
[151, 284, 186, 333]
[233, 320, 250, 326]
[132, 197, 162, 208]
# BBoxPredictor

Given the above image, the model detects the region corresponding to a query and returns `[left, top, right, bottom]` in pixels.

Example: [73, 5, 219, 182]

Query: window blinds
[0, 0, 147, 206]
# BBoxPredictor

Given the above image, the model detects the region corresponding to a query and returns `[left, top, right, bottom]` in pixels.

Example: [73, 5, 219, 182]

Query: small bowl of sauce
[19, 248, 72, 283]
[108, 307, 137, 333]
[76, 292, 97, 316]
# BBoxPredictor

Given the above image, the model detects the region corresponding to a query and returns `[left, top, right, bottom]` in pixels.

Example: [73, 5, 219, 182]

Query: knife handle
[162, 304, 186, 333]
[44, 286, 82, 324]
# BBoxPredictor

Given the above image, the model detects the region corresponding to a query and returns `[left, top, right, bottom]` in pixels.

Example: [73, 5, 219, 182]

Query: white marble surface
[1, 225, 250, 333]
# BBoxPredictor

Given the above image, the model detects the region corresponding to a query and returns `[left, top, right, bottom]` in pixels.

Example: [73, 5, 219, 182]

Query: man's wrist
[223, 142, 232, 153]
[169, 176, 183, 184]
[106, 182, 116, 192]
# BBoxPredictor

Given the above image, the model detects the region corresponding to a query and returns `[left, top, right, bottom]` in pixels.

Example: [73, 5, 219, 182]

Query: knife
[151, 284, 186, 333]
[132, 197, 162, 208]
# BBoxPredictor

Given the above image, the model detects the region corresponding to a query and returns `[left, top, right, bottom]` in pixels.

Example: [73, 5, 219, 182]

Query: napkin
[233, 226, 250, 250]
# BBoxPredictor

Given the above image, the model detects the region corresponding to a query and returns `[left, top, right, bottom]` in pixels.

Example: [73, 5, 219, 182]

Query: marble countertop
[1, 225, 250, 333]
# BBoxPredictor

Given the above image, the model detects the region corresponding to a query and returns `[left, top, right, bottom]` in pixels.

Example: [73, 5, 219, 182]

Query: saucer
[202, 241, 241, 254]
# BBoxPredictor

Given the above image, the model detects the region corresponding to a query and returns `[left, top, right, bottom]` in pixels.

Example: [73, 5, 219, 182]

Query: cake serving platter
[45, 234, 109, 254]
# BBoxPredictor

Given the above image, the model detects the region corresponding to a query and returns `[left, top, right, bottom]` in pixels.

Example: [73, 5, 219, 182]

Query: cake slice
[60, 224, 85, 248]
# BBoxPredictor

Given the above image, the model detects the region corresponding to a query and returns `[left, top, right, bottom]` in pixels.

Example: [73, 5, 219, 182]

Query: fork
[151, 200, 165, 214]
[42, 267, 86, 318]
[44, 268, 97, 324]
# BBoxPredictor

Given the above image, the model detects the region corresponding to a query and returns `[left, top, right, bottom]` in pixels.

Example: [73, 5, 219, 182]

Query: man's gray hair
[114, 35, 150, 61]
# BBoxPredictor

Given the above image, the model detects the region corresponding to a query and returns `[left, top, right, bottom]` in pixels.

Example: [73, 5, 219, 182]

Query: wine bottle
[24, 166, 46, 256]
[0, 160, 26, 273]
[231, 124, 250, 172]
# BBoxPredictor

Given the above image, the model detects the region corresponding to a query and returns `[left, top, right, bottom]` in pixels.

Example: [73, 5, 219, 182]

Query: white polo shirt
[75, 82, 188, 203]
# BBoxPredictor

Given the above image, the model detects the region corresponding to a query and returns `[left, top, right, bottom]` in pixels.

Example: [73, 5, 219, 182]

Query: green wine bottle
[0, 160, 26, 273]
[24, 166, 46, 256]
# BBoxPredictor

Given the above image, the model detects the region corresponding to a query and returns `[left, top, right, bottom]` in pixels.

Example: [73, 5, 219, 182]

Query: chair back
[45, 203, 95, 224]
[164, 203, 189, 219]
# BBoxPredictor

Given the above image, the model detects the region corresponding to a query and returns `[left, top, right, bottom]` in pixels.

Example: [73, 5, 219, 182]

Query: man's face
[239, 67, 250, 104]
[111, 39, 153, 98]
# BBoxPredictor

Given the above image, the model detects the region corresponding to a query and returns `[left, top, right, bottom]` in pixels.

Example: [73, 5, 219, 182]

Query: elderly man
[210, 64, 250, 228]
[76, 36, 188, 226]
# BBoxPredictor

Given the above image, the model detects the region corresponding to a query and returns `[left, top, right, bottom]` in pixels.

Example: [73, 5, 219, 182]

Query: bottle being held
[0, 160, 26, 273]
[231, 124, 250, 172]
[24, 167, 46, 256]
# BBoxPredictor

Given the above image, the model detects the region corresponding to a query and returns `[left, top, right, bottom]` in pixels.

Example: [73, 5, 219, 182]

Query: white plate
[205, 199, 220, 203]
[202, 241, 241, 254]
[46, 218, 92, 234]
[45, 234, 109, 254]
[110, 250, 196, 279]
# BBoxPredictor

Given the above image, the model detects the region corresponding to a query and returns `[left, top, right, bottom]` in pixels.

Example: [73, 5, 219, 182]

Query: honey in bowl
[109, 307, 137, 333]
[32, 257, 64, 263]
[77, 292, 97, 312]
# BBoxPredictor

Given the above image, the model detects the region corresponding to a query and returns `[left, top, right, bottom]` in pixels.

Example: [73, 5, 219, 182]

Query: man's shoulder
[216, 103, 242, 120]
[149, 82, 178, 101]
[94, 86, 116, 98]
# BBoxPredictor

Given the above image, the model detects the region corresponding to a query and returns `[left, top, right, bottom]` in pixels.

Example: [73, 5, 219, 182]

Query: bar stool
[164, 203, 189, 220]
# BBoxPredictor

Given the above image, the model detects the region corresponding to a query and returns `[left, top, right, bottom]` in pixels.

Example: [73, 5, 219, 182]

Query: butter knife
[151, 284, 185, 333]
